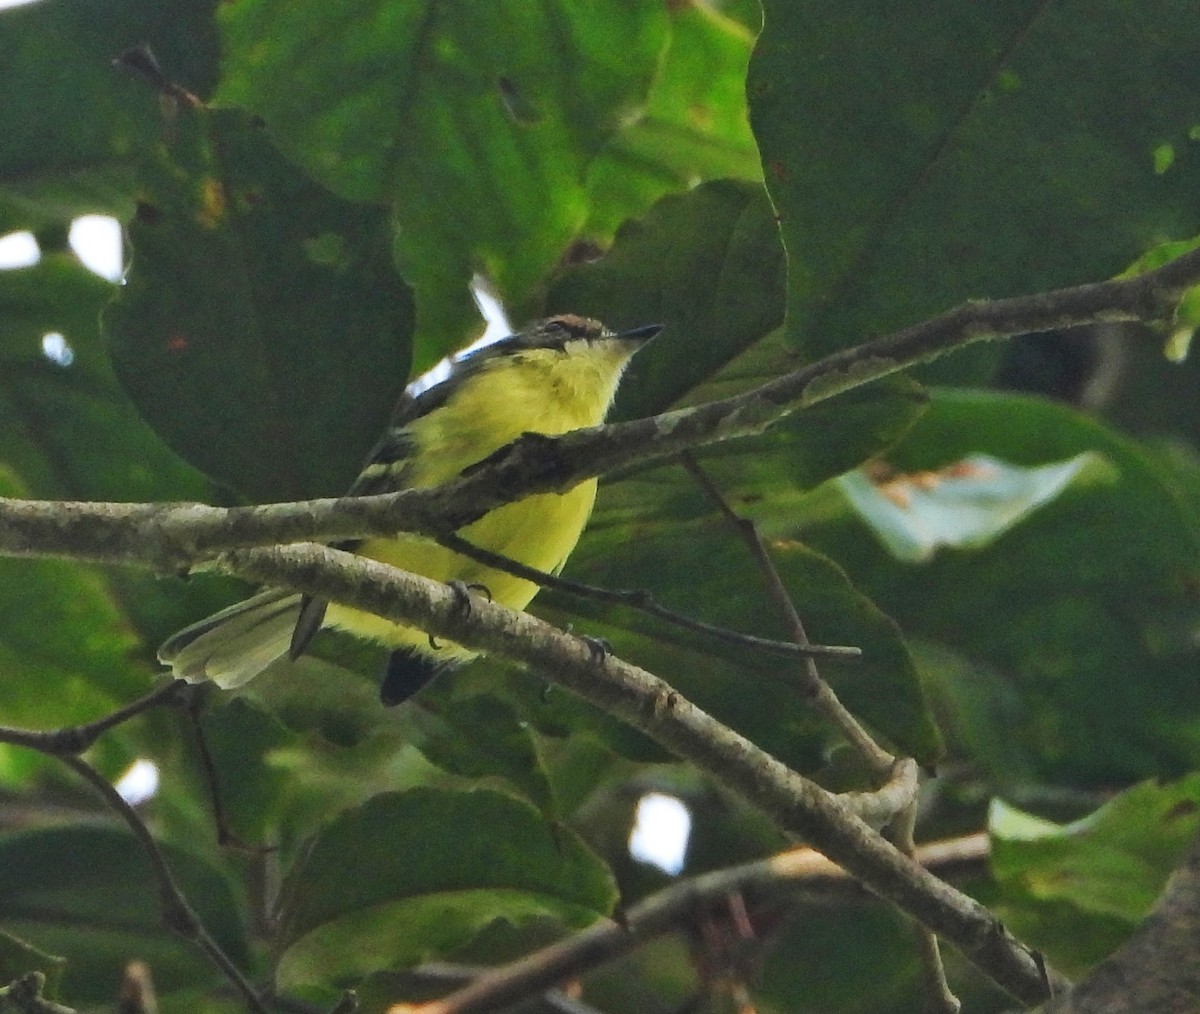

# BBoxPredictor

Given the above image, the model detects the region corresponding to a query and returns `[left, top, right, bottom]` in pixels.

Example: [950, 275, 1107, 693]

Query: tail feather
[158, 589, 301, 689]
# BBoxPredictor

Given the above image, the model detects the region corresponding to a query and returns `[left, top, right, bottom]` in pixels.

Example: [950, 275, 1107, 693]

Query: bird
[158, 314, 659, 705]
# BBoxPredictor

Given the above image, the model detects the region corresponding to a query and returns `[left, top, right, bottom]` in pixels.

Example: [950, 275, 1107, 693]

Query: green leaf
[757, 906, 922, 1014]
[837, 452, 1113, 562]
[0, 0, 219, 232]
[584, 3, 761, 240]
[990, 777, 1200, 971]
[0, 465, 155, 748]
[749, 2, 1200, 382]
[1119, 234, 1200, 277]
[218, 0, 669, 354]
[0, 256, 212, 503]
[0, 826, 248, 1005]
[103, 106, 414, 500]
[240, 649, 389, 746]
[409, 695, 556, 817]
[1167, 283, 1200, 362]
[802, 389, 1200, 783]
[276, 788, 616, 988]
[907, 639, 1039, 785]
[548, 179, 785, 420]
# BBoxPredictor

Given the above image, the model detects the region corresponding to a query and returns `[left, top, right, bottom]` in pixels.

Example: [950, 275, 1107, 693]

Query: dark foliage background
[3, 1, 1200, 1010]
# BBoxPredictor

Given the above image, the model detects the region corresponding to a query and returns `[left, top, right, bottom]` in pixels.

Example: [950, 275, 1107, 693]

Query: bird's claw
[582, 635, 611, 664]
[447, 580, 491, 614]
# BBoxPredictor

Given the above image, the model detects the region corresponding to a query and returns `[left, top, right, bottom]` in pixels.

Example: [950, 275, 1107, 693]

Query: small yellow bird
[159, 315, 659, 704]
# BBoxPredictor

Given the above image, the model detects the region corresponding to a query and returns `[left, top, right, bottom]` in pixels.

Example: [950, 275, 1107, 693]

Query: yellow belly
[324, 479, 598, 659]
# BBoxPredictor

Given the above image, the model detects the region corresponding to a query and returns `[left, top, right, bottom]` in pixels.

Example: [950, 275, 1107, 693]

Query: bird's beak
[617, 324, 663, 347]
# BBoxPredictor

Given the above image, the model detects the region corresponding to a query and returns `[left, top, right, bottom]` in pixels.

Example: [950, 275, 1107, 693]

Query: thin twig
[680, 453, 895, 776]
[840, 758, 919, 830]
[888, 806, 961, 1014]
[0, 972, 76, 1014]
[113, 44, 202, 107]
[385, 829, 988, 1014]
[0, 681, 265, 1009]
[58, 756, 269, 1014]
[436, 532, 860, 662]
[0, 679, 185, 754]
[913, 929, 962, 1014]
[179, 688, 274, 853]
[389, 966, 604, 1014]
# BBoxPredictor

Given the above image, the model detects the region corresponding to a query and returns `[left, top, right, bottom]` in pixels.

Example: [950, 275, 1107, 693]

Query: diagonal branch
[680, 452, 895, 775]
[60, 756, 269, 1014]
[2, 251, 1199, 570]
[216, 541, 1068, 1006]
[0, 685, 267, 1011]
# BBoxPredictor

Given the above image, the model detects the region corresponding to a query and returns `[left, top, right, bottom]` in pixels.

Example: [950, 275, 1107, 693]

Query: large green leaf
[802, 389, 1200, 783]
[0, 255, 212, 503]
[990, 776, 1200, 974]
[0, 0, 220, 233]
[275, 788, 616, 989]
[0, 825, 248, 1005]
[749, 1, 1200, 383]
[406, 696, 556, 817]
[757, 906, 921, 1014]
[548, 179, 785, 420]
[583, 2, 761, 241]
[103, 106, 414, 500]
[217, 1, 760, 361]
[218, 0, 668, 354]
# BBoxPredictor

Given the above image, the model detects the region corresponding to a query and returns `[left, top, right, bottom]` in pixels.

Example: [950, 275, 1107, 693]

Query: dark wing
[345, 423, 420, 498]
[289, 394, 430, 658]
[291, 334, 525, 665]
[289, 595, 328, 659]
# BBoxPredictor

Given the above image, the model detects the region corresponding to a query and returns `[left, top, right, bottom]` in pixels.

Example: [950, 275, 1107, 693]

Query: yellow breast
[325, 345, 619, 655]
[327, 480, 596, 652]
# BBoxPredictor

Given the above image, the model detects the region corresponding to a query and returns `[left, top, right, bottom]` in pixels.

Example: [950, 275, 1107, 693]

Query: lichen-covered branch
[218, 542, 1067, 1006]
[2, 252, 1199, 570]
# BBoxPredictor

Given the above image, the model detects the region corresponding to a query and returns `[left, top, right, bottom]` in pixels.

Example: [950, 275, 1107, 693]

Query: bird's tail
[158, 589, 301, 689]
